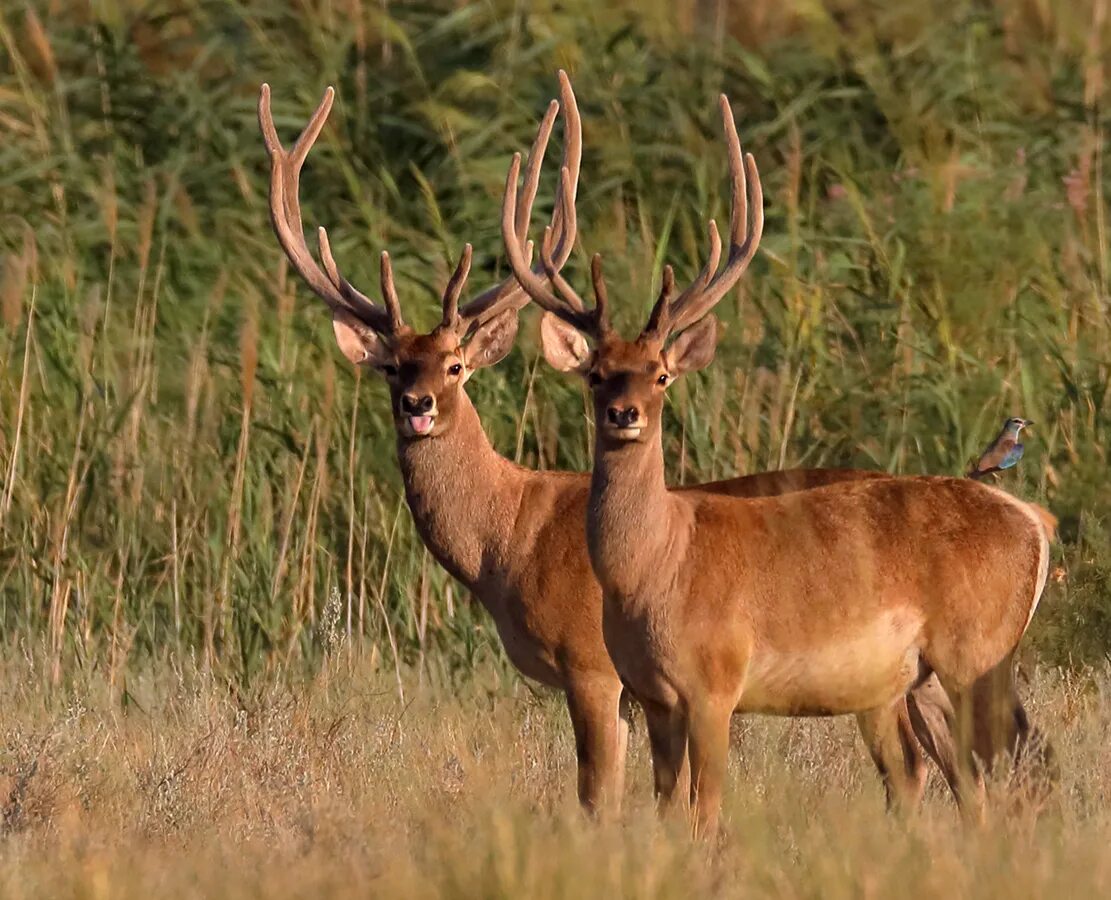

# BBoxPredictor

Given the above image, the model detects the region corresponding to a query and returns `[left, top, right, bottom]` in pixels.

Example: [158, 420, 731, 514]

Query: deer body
[261, 73, 1030, 823]
[395, 373, 941, 813]
[588, 423, 1048, 835]
[399, 384, 899, 691]
[507, 76, 1053, 835]
[590, 448, 1047, 717]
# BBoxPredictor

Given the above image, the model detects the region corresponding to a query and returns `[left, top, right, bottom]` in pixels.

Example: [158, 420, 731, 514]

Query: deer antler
[443, 69, 583, 337]
[501, 82, 609, 338]
[258, 84, 402, 334]
[505, 84, 761, 342]
[645, 95, 763, 339]
[261, 73, 580, 341]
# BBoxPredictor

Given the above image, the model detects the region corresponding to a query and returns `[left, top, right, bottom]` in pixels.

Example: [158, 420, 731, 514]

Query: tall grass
[0, 0, 1109, 687]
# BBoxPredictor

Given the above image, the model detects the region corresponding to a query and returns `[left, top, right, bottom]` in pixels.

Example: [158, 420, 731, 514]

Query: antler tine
[440, 243, 474, 328]
[590, 254, 608, 306]
[503, 152, 597, 335]
[644, 265, 677, 335]
[535, 166, 588, 315]
[515, 100, 560, 247]
[378, 251, 404, 331]
[539, 223, 587, 312]
[590, 254, 611, 332]
[650, 219, 721, 337]
[455, 69, 583, 334]
[316, 225, 395, 328]
[656, 95, 763, 337]
[258, 84, 398, 334]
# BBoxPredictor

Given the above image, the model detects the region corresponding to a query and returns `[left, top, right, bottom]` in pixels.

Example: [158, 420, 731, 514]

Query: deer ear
[664, 315, 719, 376]
[332, 309, 389, 367]
[463, 306, 520, 373]
[539, 312, 591, 374]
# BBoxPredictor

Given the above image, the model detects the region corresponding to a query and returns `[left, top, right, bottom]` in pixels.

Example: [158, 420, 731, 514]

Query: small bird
[967, 417, 1033, 480]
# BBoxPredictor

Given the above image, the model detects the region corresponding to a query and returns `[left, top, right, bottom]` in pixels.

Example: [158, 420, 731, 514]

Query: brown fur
[506, 73, 1051, 833]
[338, 314, 998, 819]
[554, 322, 1050, 836]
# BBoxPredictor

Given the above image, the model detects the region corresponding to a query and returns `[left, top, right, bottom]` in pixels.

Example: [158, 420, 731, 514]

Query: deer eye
[381, 364, 398, 377]
[588, 372, 602, 387]
[448, 363, 463, 376]
[657, 373, 669, 386]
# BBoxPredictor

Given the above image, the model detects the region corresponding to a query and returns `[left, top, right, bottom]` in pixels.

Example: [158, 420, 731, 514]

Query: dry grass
[0, 657, 1108, 898]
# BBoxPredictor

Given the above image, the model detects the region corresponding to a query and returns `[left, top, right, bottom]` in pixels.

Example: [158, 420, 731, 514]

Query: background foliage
[1, 0, 1109, 689]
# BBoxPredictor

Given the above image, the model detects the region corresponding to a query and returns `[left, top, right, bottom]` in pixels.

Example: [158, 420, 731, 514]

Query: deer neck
[587, 427, 681, 597]
[396, 393, 522, 588]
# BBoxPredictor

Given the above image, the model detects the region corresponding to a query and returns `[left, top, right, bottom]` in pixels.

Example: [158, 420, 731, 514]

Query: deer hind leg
[613, 689, 633, 804]
[932, 679, 988, 825]
[643, 698, 690, 814]
[970, 656, 1058, 804]
[905, 674, 965, 807]
[565, 676, 626, 817]
[686, 695, 734, 841]
[856, 698, 929, 813]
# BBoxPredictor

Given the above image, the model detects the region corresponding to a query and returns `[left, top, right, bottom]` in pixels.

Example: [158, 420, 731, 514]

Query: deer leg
[565, 676, 625, 816]
[614, 688, 633, 804]
[970, 653, 1035, 772]
[970, 654, 1017, 772]
[686, 695, 733, 841]
[935, 680, 988, 825]
[857, 699, 929, 813]
[906, 674, 964, 807]
[643, 698, 690, 814]
[970, 657, 1058, 806]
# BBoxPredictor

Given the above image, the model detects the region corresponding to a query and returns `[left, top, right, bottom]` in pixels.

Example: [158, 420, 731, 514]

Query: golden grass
[0, 658, 1108, 899]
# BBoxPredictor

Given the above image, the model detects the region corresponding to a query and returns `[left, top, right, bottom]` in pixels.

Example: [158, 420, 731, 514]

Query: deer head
[259, 73, 581, 440]
[502, 87, 763, 449]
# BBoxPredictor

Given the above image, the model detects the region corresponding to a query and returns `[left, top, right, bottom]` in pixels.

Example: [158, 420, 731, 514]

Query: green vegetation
[1, 0, 1109, 691]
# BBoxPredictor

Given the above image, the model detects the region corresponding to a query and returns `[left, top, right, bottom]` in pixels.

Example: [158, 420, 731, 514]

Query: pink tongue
[409, 415, 434, 434]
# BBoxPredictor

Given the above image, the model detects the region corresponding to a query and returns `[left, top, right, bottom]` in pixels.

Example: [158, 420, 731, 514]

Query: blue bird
[967, 417, 1033, 480]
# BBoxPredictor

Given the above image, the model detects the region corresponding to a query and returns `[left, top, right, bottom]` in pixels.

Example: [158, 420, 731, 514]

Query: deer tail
[1026, 503, 1058, 543]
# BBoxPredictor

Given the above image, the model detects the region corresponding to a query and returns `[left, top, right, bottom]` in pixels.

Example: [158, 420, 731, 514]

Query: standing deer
[504, 82, 1052, 836]
[260, 76, 989, 818]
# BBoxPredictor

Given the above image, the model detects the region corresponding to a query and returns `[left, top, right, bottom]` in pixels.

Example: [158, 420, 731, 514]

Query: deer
[259, 75, 988, 819]
[503, 80, 1053, 837]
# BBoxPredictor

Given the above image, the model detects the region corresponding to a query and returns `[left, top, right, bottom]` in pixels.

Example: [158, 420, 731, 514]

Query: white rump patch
[979, 484, 1050, 635]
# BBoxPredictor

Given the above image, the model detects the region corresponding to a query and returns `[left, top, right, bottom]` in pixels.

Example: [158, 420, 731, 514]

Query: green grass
[0, 0, 1109, 689]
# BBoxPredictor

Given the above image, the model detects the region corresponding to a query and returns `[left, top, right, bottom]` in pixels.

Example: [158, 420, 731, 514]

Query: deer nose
[401, 394, 434, 415]
[606, 406, 640, 428]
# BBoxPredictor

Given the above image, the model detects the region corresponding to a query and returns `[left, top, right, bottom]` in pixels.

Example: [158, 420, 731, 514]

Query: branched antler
[260, 72, 582, 340]
[647, 95, 763, 339]
[259, 85, 400, 333]
[503, 84, 763, 343]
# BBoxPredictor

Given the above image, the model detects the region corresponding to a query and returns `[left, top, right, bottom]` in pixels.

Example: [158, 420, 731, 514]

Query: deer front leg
[686, 695, 733, 841]
[642, 698, 690, 814]
[857, 699, 929, 813]
[565, 676, 626, 816]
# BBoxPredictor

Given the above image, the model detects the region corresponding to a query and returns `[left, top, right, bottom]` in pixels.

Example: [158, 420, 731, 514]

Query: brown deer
[260, 76, 978, 818]
[505, 84, 1053, 836]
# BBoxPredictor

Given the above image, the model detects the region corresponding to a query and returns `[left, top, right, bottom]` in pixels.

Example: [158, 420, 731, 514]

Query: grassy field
[0, 658, 1109, 898]
[1, 0, 1110, 894]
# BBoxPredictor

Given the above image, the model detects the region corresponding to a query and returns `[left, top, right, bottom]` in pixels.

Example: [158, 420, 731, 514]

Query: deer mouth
[603, 423, 643, 441]
[403, 415, 436, 437]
